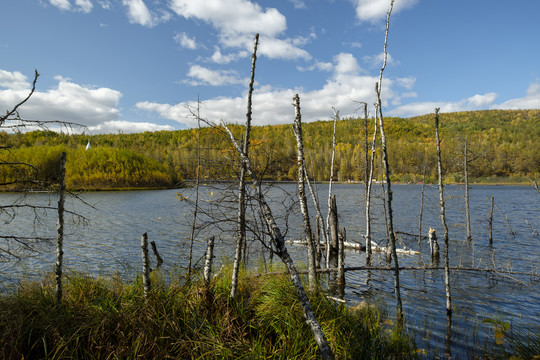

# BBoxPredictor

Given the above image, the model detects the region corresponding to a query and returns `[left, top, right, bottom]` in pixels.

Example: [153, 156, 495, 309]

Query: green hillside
[1, 109, 538, 189]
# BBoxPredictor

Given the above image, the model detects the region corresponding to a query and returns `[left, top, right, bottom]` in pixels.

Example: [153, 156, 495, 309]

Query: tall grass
[0, 266, 417, 359]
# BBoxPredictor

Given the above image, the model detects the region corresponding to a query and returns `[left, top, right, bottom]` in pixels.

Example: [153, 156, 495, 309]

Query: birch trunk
[489, 196, 494, 245]
[141, 232, 151, 300]
[231, 33, 259, 298]
[293, 94, 318, 292]
[55, 152, 66, 304]
[435, 108, 452, 321]
[364, 115, 378, 265]
[221, 120, 335, 360]
[325, 110, 338, 268]
[464, 137, 472, 242]
[305, 168, 325, 268]
[187, 94, 201, 278]
[374, 0, 403, 324]
[204, 236, 215, 284]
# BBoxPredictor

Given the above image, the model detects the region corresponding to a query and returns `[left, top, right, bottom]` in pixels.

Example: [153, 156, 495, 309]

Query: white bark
[55, 152, 66, 304]
[325, 110, 338, 268]
[141, 232, 151, 300]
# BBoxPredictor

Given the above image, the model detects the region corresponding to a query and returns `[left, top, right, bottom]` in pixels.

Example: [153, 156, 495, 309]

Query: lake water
[1, 183, 538, 358]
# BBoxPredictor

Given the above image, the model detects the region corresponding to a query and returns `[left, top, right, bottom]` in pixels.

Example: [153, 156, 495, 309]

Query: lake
[1, 183, 538, 357]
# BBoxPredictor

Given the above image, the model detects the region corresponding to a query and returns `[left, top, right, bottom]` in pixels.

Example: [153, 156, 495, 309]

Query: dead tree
[203, 236, 215, 284]
[141, 232, 151, 300]
[375, 0, 403, 325]
[464, 137, 472, 242]
[55, 152, 66, 304]
[305, 165, 326, 268]
[328, 195, 339, 270]
[325, 109, 338, 268]
[231, 33, 259, 299]
[364, 109, 378, 264]
[488, 196, 494, 245]
[293, 94, 318, 292]
[221, 120, 335, 360]
[434, 108, 452, 321]
[187, 94, 202, 278]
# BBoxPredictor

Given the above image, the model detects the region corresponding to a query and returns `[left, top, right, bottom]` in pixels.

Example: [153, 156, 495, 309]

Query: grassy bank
[0, 266, 417, 359]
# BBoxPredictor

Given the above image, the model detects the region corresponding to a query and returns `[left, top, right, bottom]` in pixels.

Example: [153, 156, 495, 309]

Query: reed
[0, 265, 416, 359]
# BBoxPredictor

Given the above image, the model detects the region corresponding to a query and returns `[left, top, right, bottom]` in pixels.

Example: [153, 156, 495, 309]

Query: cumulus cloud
[89, 120, 173, 133]
[352, 0, 419, 22]
[185, 65, 245, 86]
[122, 0, 170, 27]
[137, 53, 403, 127]
[169, 0, 310, 61]
[174, 32, 198, 50]
[0, 70, 122, 129]
[211, 48, 249, 64]
[49, 0, 93, 13]
[493, 83, 540, 110]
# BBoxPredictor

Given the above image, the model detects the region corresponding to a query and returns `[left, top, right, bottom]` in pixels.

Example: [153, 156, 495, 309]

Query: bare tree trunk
[293, 94, 318, 292]
[187, 94, 202, 278]
[204, 236, 215, 284]
[325, 109, 338, 268]
[434, 108, 452, 322]
[141, 232, 151, 300]
[55, 152, 66, 304]
[231, 33, 259, 298]
[328, 195, 339, 269]
[364, 115, 378, 265]
[221, 120, 335, 360]
[418, 163, 426, 247]
[363, 103, 369, 199]
[305, 167, 325, 268]
[489, 196, 494, 246]
[337, 227, 346, 291]
[464, 137, 472, 242]
[375, 0, 403, 325]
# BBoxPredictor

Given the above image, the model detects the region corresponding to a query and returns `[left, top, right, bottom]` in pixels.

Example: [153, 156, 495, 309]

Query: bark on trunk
[293, 94, 318, 292]
[328, 195, 339, 269]
[435, 108, 452, 321]
[464, 137, 472, 242]
[305, 165, 326, 269]
[489, 196, 494, 246]
[204, 236, 215, 284]
[55, 152, 66, 304]
[150, 240, 163, 268]
[141, 232, 151, 300]
[374, 0, 402, 325]
[325, 110, 338, 268]
[364, 113, 378, 265]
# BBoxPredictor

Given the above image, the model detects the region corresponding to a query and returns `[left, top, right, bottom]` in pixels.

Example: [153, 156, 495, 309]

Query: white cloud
[49, 0, 93, 13]
[362, 52, 397, 69]
[211, 48, 249, 64]
[89, 120, 173, 133]
[297, 60, 333, 72]
[290, 0, 307, 9]
[49, 0, 71, 11]
[137, 53, 404, 127]
[75, 0, 93, 13]
[185, 65, 245, 86]
[174, 32, 197, 50]
[492, 83, 540, 110]
[0, 70, 31, 90]
[0, 71, 123, 128]
[169, 0, 310, 61]
[352, 0, 419, 22]
[122, 0, 170, 27]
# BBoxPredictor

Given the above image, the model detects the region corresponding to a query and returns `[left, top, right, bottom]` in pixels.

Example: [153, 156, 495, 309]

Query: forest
[0, 109, 538, 190]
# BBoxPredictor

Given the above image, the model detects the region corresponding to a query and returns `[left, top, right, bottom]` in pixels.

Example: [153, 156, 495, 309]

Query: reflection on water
[1, 184, 538, 357]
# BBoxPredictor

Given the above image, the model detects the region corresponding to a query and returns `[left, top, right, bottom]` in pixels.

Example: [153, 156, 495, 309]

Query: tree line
[0, 109, 538, 190]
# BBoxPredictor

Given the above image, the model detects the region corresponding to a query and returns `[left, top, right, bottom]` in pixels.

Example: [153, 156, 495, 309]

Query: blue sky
[1, 0, 539, 133]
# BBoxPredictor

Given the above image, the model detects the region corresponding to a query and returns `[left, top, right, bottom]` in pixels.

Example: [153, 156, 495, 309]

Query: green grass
[0, 266, 417, 359]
